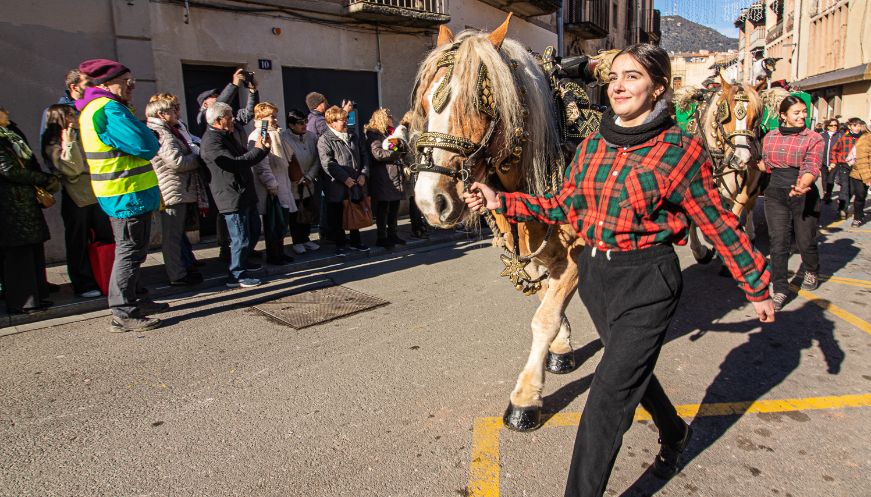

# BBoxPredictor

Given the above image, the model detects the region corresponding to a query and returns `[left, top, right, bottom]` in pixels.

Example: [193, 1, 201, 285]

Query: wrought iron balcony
[345, 0, 450, 27]
[766, 21, 783, 43]
[564, 0, 609, 40]
[476, 0, 561, 17]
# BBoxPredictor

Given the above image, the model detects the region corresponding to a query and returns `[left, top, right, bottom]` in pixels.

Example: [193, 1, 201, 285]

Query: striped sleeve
[676, 155, 770, 302]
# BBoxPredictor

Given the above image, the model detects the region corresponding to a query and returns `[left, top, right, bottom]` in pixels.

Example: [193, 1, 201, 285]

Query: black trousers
[565, 245, 685, 497]
[374, 199, 400, 241]
[764, 185, 820, 295]
[848, 177, 868, 221]
[1, 243, 48, 312]
[61, 192, 113, 294]
[408, 195, 426, 233]
[325, 201, 360, 247]
[819, 164, 835, 200]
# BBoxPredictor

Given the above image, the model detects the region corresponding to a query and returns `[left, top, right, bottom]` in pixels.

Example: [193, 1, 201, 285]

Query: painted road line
[467, 393, 871, 497]
[787, 272, 871, 289]
[796, 287, 871, 336]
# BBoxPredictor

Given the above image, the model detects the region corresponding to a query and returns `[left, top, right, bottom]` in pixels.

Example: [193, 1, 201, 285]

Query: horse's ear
[719, 72, 732, 90]
[488, 12, 513, 49]
[436, 24, 454, 47]
[754, 78, 768, 93]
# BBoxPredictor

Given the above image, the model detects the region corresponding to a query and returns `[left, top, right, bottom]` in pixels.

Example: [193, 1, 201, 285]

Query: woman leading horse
[464, 43, 775, 496]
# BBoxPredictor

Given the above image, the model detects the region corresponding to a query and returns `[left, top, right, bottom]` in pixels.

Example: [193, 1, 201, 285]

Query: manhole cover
[252, 285, 389, 329]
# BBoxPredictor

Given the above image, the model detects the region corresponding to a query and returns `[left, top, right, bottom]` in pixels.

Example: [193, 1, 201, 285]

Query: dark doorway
[281, 67, 379, 136]
[180, 63, 245, 238]
[181, 64, 241, 138]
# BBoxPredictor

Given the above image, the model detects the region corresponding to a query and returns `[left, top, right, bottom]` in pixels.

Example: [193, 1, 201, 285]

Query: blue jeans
[222, 204, 261, 281]
[836, 164, 852, 206]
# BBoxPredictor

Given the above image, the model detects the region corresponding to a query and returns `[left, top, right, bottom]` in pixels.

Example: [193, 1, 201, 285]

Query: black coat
[317, 129, 370, 203]
[0, 123, 54, 247]
[365, 130, 404, 202]
[820, 131, 841, 168]
[200, 126, 268, 214]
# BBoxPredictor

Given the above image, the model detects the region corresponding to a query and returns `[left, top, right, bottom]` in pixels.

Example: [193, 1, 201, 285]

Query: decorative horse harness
[412, 45, 597, 295]
[686, 87, 761, 201]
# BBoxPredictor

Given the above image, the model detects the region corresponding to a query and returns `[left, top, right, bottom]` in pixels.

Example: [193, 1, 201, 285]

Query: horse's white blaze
[415, 74, 458, 225]
[732, 113, 752, 164]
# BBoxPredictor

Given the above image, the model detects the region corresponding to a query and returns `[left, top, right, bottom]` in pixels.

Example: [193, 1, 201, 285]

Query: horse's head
[409, 14, 560, 228]
[705, 75, 766, 171]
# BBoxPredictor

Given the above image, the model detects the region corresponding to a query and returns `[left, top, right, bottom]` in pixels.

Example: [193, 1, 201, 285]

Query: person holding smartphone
[248, 102, 297, 265]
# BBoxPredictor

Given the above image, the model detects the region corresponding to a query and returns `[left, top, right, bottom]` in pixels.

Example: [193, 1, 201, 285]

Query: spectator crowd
[0, 58, 430, 331]
[1, 56, 868, 333]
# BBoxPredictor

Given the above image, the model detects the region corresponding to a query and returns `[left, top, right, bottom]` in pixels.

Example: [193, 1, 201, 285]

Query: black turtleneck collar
[599, 107, 674, 148]
[779, 125, 804, 135]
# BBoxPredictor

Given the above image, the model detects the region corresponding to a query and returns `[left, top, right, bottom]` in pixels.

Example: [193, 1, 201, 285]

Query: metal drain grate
[252, 285, 389, 329]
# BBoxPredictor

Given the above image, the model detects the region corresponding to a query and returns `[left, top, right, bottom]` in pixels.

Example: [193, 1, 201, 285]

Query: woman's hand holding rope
[463, 181, 501, 213]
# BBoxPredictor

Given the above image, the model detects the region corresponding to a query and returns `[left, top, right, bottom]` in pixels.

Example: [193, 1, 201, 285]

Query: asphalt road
[1, 204, 869, 497]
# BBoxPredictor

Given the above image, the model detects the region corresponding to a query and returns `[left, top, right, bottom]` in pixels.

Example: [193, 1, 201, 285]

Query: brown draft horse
[682, 76, 768, 261]
[409, 15, 587, 431]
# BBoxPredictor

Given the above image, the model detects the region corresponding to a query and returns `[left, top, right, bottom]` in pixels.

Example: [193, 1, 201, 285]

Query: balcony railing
[564, 0, 609, 39]
[749, 26, 766, 49]
[345, 0, 450, 27]
[476, 0, 560, 17]
[766, 21, 783, 43]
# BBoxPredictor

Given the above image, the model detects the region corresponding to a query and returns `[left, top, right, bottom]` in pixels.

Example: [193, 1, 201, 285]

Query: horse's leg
[503, 258, 578, 432]
[688, 222, 715, 263]
[546, 306, 578, 374]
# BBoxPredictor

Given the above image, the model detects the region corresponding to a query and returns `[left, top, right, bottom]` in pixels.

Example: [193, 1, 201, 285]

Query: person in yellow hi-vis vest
[76, 59, 164, 333]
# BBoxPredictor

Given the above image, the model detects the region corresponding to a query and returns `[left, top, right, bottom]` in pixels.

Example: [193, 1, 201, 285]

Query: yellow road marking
[796, 288, 871, 335]
[468, 393, 871, 497]
[787, 272, 871, 289]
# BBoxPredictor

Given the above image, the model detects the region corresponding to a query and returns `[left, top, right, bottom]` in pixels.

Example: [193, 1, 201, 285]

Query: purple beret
[78, 58, 130, 85]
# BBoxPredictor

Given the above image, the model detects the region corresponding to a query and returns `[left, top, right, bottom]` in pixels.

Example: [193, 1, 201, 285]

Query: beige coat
[248, 125, 298, 214]
[851, 133, 871, 183]
[284, 129, 319, 200]
[44, 131, 97, 207]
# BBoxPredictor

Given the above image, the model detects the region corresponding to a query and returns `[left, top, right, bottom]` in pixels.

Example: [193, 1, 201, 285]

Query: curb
[1, 229, 487, 330]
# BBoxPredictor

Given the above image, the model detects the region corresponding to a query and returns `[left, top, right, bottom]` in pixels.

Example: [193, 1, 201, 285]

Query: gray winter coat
[317, 128, 370, 203]
[147, 117, 203, 206]
[365, 130, 404, 202]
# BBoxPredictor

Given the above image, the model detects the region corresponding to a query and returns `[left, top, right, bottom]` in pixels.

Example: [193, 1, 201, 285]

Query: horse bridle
[693, 88, 762, 201]
[411, 46, 554, 295]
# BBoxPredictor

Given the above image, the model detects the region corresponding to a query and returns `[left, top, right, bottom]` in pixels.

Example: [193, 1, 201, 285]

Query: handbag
[87, 230, 115, 296]
[288, 155, 304, 182]
[295, 184, 316, 225]
[265, 194, 288, 240]
[34, 186, 56, 209]
[342, 195, 373, 231]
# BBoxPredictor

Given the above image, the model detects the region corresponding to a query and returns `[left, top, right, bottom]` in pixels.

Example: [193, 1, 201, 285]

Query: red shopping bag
[87, 239, 115, 296]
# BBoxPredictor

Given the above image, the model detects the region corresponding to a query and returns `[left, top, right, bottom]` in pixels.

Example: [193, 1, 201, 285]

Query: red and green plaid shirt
[497, 126, 770, 302]
[831, 132, 863, 164]
[761, 128, 823, 177]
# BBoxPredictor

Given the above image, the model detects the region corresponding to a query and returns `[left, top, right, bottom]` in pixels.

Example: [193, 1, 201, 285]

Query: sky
[654, 0, 753, 38]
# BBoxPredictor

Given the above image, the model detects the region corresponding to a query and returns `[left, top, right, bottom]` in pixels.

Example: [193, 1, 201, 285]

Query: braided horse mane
[409, 30, 563, 197]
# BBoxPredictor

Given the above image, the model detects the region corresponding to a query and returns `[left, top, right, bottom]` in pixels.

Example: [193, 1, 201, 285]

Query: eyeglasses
[827, 124, 838, 128]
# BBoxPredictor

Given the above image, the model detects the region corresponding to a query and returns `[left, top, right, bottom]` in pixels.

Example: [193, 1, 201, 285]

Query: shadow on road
[619, 298, 843, 496]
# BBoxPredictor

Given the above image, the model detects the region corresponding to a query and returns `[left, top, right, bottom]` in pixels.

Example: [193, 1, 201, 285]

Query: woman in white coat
[248, 102, 297, 265]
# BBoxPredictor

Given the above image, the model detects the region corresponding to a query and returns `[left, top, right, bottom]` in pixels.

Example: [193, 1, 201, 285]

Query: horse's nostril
[435, 193, 448, 215]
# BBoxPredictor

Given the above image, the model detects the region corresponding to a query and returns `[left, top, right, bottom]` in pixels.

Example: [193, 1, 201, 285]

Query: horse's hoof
[694, 246, 716, 264]
[546, 351, 577, 374]
[503, 403, 542, 432]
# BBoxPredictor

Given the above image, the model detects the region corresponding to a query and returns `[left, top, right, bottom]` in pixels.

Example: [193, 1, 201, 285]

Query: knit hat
[78, 58, 130, 85]
[197, 88, 219, 107]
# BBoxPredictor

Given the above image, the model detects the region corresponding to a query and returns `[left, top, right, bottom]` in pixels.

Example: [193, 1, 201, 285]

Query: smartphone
[347, 109, 357, 127]
[260, 120, 268, 140]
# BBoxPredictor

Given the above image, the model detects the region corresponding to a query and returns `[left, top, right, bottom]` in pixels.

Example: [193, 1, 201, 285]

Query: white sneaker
[304, 241, 320, 251]
[79, 289, 102, 298]
[291, 244, 306, 254]
[226, 278, 262, 288]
